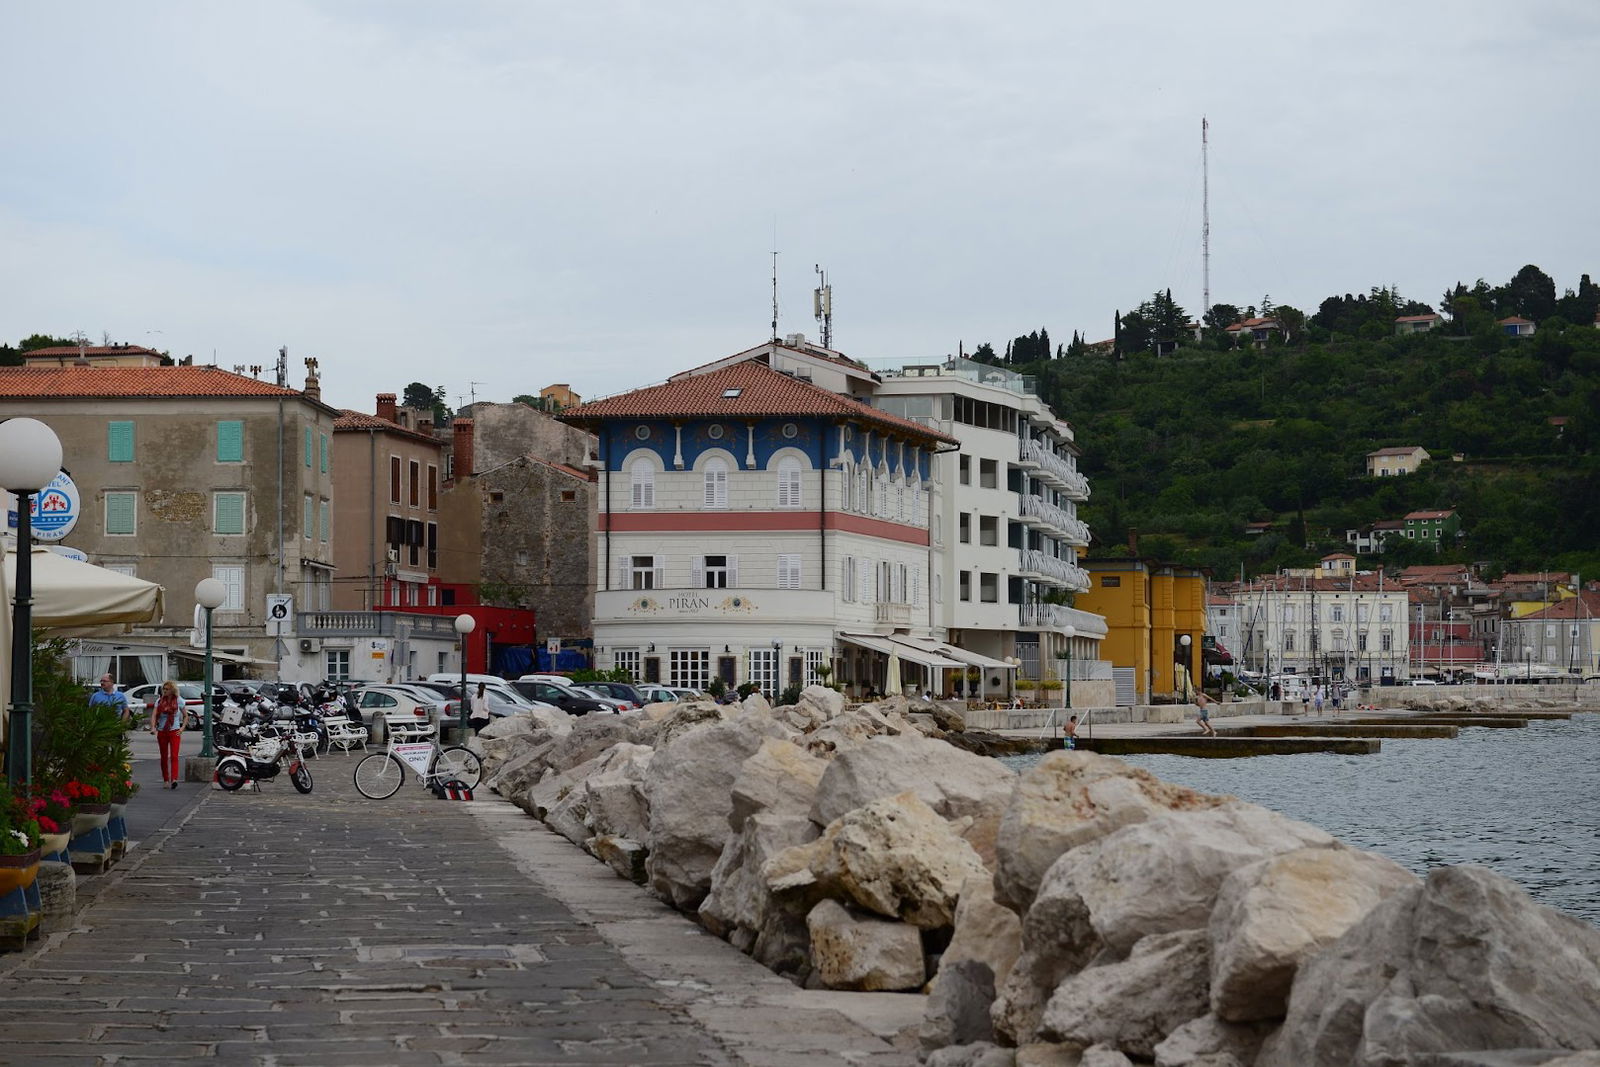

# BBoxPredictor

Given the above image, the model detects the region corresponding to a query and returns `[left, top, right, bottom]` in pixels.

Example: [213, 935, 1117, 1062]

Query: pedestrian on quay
[1301, 687, 1311, 717]
[89, 673, 132, 726]
[150, 680, 184, 789]
[1314, 685, 1325, 717]
[1332, 685, 1344, 714]
[467, 681, 491, 736]
[1194, 691, 1217, 736]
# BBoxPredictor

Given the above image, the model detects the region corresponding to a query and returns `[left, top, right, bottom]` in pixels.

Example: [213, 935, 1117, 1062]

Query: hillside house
[1395, 313, 1443, 334]
[1366, 446, 1429, 477]
[1498, 316, 1536, 337]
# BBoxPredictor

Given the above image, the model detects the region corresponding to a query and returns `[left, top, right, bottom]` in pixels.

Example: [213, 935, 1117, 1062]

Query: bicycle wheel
[432, 746, 482, 789]
[353, 753, 404, 799]
[290, 761, 313, 794]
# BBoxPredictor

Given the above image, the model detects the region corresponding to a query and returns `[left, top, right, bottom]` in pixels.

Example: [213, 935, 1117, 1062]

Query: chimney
[419, 417, 434, 435]
[304, 370, 321, 403]
[452, 418, 475, 479]
[1127, 526, 1139, 557]
[376, 393, 398, 423]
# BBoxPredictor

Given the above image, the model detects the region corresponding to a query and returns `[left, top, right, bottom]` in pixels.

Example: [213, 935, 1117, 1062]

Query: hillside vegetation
[995, 265, 1600, 579]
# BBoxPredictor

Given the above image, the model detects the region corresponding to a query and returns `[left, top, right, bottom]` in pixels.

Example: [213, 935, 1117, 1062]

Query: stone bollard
[185, 755, 217, 784]
[36, 860, 76, 933]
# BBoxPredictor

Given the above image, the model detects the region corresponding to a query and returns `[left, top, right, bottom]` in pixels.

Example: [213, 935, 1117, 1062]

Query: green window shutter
[105, 493, 135, 534]
[304, 427, 312, 468]
[215, 493, 245, 535]
[319, 499, 330, 542]
[217, 420, 244, 462]
[320, 434, 329, 473]
[303, 495, 314, 538]
[108, 421, 134, 462]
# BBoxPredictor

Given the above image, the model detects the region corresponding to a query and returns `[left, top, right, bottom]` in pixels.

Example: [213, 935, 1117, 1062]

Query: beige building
[1366, 446, 1429, 476]
[21, 343, 167, 369]
[331, 393, 447, 611]
[0, 362, 338, 672]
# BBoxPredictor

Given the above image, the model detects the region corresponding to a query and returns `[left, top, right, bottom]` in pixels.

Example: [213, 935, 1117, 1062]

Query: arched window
[703, 457, 729, 509]
[629, 458, 654, 509]
[777, 456, 803, 508]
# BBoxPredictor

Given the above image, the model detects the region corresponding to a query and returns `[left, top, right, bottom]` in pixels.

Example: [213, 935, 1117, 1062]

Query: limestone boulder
[925, 1043, 1016, 1067]
[1209, 846, 1417, 1022]
[592, 836, 648, 884]
[796, 684, 845, 721]
[742, 691, 772, 715]
[699, 811, 819, 974]
[1039, 929, 1211, 1058]
[581, 741, 654, 844]
[484, 736, 557, 800]
[773, 791, 989, 929]
[994, 750, 1227, 915]
[634, 700, 725, 750]
[1081, 1048, 1137, 1067]
[942, 873, 1023, 989]
[923, 959, 1001, 1050]
[1260, 865, 1600, 1067]
[803, 707, 906, 755]
[1154, 1014, 1276, 1067]
[811, 733, 1017, 834]
[643, 718, 768, 909]
[806, 898, 925, 992]
[543, 715, 636, 774]
[728, 737, 826, 832]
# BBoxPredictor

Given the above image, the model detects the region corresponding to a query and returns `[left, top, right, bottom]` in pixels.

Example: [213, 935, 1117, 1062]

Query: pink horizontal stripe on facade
[602, 510, 930, 546]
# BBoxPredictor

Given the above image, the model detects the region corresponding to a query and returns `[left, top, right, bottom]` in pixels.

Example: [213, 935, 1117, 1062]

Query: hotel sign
[628, 594, 759, 615]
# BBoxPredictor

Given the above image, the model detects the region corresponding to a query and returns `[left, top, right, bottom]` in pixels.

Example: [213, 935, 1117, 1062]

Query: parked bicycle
[353, 733, 482, 800]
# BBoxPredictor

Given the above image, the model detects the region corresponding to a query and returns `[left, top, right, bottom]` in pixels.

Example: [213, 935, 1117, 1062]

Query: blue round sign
[29, 471, 79, 542]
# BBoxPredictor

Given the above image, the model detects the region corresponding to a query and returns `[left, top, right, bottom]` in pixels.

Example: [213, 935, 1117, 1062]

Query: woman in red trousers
[150, 680, 184, 788]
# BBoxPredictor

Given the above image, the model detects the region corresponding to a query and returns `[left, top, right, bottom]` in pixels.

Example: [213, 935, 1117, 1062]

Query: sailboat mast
[1202, 116, 1211, 318]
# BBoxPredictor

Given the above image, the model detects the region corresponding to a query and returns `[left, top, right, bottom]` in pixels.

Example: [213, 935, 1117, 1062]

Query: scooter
[215, 717, 313, 794]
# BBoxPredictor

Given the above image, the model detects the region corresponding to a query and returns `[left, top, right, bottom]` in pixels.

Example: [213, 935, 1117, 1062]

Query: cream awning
[890, 634, 1016, 671]
[838, 633, 965, 669]
[4, 547, 165, 630]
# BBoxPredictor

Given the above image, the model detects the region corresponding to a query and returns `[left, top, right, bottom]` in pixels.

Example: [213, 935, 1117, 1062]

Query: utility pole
[1201, 116, 1211, 319]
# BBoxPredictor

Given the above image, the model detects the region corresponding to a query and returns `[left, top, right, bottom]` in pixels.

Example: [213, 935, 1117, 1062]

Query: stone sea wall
[472, 687, 1600, 1067]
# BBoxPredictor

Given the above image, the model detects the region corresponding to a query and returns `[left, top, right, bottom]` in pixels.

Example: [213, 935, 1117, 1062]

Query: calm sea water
[1002, 712, 1600, 923]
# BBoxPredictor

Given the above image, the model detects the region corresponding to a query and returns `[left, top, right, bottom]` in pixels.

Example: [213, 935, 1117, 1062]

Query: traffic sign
[266, 594, 294, 636]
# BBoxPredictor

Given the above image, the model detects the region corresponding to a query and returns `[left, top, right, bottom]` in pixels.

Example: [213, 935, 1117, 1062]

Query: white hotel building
[562, 338, 1106, 698]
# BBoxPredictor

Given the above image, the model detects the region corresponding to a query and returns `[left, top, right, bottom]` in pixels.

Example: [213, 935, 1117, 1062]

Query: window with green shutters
[217, 420, 244, 462]
[214, 492, 246, 535]
[105, 492, 137, 534]
[303, 494, 314, 539]
[319, 433, 329, 473]
[319, 499, 330, 543]
[304, 427, 312, 468]
[108, 421, 134, 462]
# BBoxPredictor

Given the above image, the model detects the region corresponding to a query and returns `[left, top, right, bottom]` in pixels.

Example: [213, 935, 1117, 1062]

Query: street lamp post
[454, 614, 476, 741]
[194, 578, 227, 759]
[1525, 646, 1533, 684]
[1061, 624, 1075, 712]
[1180, 633, 1193, 699]
[1, 418, 65, 787]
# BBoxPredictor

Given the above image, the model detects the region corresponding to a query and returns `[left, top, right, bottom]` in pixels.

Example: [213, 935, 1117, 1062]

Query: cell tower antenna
[276, 346, 288, 388]
[813, 264, 833, 349]
[1201, 115, 1211, 319]
[770, 249, 780, 341]
[469, 381, 485, 407]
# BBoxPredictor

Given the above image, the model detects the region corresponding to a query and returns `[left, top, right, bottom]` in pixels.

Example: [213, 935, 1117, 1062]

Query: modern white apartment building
[1229, 575, 1413, 684]
[868, 358, 1104, 681]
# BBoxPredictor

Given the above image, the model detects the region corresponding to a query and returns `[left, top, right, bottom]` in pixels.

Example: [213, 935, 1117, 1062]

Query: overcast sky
[3, 1, 1595, 413]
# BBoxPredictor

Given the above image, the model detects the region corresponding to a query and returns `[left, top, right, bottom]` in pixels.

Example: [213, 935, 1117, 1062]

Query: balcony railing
[875, 602, 914, 625]
[1020, 601, 1081, 628]
[1020, 439, 1090, 500]
[1019, 494, 1091, 545]
[1019, 549, 1092, 591]
[296, 611, 462, 638]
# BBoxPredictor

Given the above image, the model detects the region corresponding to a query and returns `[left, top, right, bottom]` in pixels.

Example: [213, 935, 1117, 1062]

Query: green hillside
[1000, 267, 1600, 579]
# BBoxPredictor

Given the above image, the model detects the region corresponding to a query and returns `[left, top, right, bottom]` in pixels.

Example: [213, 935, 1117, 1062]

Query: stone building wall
[478, 457, 594, 640]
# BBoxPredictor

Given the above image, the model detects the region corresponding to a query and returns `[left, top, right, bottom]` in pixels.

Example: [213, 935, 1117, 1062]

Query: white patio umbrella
[884, 647, 903, 697]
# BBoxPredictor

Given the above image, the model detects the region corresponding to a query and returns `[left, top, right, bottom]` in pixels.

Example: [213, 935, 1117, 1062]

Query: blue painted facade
[600, 416, 933, 480]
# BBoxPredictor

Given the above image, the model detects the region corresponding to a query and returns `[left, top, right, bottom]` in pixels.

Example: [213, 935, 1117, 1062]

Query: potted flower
[0, 779, 43, 897]
[62, 778, 110, 838]
[27, 786, 75, 858]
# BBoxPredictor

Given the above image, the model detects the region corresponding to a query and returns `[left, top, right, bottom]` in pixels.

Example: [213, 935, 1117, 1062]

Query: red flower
[37, 816, 59, 834]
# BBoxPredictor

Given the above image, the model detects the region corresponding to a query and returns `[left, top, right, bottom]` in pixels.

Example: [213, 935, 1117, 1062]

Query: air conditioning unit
[299, 638, 321, 653]
[384, 562, 397, 577]
[386, 547, 399, 563]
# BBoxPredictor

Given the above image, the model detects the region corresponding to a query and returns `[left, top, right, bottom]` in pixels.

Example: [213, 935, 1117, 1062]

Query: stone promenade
[0, 736, 921, 1065]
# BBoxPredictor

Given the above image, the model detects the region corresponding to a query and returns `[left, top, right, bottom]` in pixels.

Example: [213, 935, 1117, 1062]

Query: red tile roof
[1225, 317, 1278, 332]
[1497, 316, 1534, 325]
[1404, 509, 1455, 520]
[560, 362, 957, 444]
[0, 365, 309, 399]
[1500, 572, 1573, 585]
[1368, 446, 1426, 456]
[1518, 591, 1600, 621]
[22, 344, 166, 360]
[333, 409, 442, 445]
[1394, 313, 1442, 323]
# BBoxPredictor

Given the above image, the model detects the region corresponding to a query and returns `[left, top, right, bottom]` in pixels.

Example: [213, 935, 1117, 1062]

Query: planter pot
[70, 805, 111, 836]
[109, 802, 128, 820]
[38, 832, 71, 857]
[0, 850, 42, 896]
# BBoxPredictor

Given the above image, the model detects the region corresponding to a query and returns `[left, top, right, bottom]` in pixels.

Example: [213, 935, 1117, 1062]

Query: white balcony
[1020, 439, 1090, 500]
[1019, 494, 1091, 545]
[875, 602, 914, 626]
[1020, 601, 1078, 628]
[1019, 549, 1092, 592]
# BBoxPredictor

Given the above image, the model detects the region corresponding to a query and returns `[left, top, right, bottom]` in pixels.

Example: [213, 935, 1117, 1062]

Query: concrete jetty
[1239, 723, 1458, 739]
[1071, 736, 1382, 757]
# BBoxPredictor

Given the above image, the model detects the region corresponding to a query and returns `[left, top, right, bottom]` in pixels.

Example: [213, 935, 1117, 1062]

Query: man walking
[89, 674, 132, 726]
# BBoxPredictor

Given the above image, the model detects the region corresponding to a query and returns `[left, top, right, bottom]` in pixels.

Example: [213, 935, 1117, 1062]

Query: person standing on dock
[1314, 686, 1325, 717]
[1194, 692, 1217, 736]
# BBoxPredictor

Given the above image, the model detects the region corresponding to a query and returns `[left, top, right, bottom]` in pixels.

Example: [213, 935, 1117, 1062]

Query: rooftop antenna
[469, 381, 485, 407]
[813, 264, 833, 349]
[770, 248, 780, 342]
[276, 346, 288, 387]
[1201, 115, 1211, 319]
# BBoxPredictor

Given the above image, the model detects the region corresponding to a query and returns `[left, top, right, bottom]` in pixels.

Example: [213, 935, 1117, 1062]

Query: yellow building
[1076, 559, 1206, 704]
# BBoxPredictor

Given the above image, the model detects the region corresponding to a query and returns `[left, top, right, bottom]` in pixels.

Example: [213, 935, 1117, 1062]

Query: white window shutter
[863, 566, 875, 603]
[617, 558, 631, 588]
[653, 564, 666, 588]
[912, 572, 921, 605]
[691, 557, 705, 587]
[729, 556, 739, 586]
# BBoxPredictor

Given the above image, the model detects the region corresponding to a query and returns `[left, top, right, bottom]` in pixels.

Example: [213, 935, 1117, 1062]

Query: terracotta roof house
[1497, 316, 1536, 337]
[1366, 446, 1430, 477]
[20, 343, 167, 368]
[1395, 313, 1444, 334]
[1224, 317, 1281, 344]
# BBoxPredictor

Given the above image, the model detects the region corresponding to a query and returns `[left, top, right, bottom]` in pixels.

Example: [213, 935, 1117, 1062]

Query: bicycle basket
[220, 705, 244, 726]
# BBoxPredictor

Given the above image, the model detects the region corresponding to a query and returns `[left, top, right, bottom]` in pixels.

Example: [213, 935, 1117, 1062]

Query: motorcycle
[215, 714, 313, 794]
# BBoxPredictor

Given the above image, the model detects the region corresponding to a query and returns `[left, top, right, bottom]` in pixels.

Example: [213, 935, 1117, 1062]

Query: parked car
[511, 680, 611, 715]
[581, 681, 648, 708]
[353, 685, 440, 740]
[635, 684, 682, 705]
[568, 685, 635, 711]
